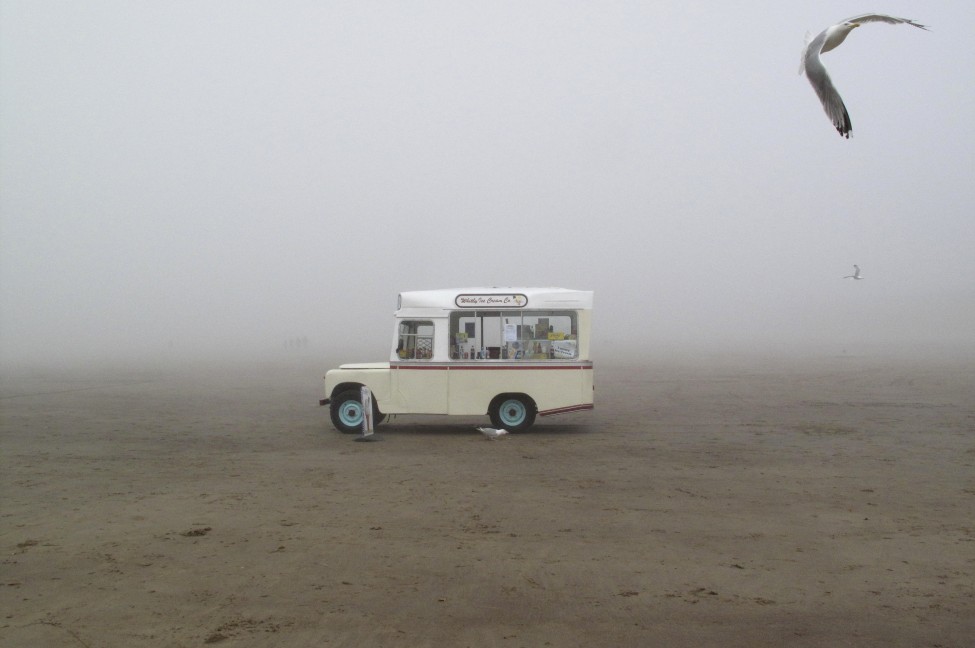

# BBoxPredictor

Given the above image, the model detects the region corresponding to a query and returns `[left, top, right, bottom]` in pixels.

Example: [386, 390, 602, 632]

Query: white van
[320, 287, 594, 433]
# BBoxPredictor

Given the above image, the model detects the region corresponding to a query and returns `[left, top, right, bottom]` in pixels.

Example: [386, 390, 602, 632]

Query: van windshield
[397, 320, 434, 359]
[449, 310, 578, 360]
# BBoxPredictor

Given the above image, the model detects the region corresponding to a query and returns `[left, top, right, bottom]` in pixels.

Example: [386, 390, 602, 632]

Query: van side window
[449, 311, 578, 360]
[397, 321, 434, 359]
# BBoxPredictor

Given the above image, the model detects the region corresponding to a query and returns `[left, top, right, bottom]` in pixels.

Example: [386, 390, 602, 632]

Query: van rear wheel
[330, 389, 385, 434]
[489, 395, 536, 432]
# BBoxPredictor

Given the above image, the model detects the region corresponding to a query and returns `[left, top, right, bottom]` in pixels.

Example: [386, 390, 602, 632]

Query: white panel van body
[321, 287, 594, 433]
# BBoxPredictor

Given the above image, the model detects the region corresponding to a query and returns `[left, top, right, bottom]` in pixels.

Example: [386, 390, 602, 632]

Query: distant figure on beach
[843, 265, 863, 280]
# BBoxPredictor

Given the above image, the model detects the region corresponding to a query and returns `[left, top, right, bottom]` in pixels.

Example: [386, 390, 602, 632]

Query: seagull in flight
[476, 427, 509, 439]
[800, 14, 928, 138]
[843, 265, 863, 280]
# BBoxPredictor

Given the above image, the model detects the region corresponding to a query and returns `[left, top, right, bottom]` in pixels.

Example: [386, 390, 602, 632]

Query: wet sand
[1, 354, 973, 647]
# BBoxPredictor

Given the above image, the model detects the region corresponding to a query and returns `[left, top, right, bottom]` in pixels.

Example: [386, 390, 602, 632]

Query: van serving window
[449, 310, 578, 360]
[397, 320, 434, 359]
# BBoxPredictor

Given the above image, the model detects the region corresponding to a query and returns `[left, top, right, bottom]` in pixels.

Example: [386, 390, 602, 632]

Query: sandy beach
[1, 353, 973, 647]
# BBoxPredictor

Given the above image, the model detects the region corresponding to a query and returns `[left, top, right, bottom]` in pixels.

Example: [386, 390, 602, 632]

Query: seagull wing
[840, 14, 928, 30]
[802, 31, 852, 138]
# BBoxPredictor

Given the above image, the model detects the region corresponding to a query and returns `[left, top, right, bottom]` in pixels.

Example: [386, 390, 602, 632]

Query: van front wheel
[489, 395, 536, 432]
[330, 389, 385, 434]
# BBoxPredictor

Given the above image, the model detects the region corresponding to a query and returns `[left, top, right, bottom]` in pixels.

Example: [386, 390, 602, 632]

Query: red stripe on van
[539, 403, 594, 416]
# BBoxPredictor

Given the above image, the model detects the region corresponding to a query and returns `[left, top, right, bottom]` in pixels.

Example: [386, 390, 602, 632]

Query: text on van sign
[455, 294, 528, 308]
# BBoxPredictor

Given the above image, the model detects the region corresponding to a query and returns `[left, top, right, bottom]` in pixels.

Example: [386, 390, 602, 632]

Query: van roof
[397, 287, 593, 311]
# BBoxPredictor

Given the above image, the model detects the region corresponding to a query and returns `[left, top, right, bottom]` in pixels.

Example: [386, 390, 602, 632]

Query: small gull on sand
[477, 427, 509, 439]
[843, 265, 863, 280]
[800, 14, 928, 138]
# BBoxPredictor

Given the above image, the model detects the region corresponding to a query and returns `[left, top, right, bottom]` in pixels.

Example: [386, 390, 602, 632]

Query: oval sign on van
[455, 294, 528, 308]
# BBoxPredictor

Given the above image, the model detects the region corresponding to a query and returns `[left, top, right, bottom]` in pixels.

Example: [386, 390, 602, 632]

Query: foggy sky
[2, 1, 973, 367]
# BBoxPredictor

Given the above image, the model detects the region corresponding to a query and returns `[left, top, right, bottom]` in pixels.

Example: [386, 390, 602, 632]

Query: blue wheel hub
[338, 400, 364, 427]
[498, 399, 527, 427]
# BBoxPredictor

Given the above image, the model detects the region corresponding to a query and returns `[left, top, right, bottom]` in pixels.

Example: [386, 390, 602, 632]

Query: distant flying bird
[800, 14, 928, 138]
[476, 427, 509, 439]
[843, 265, 863, 280]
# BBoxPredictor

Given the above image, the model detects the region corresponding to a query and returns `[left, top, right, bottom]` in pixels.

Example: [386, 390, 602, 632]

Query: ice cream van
[319, 287, 594, 433]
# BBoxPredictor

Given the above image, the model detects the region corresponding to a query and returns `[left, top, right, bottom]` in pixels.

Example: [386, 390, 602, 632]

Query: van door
[390, 320, 448, 414]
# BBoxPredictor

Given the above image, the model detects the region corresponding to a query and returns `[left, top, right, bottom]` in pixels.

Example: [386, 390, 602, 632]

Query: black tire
[329, 389, 385, 434]
[488, 394, 536, 432]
